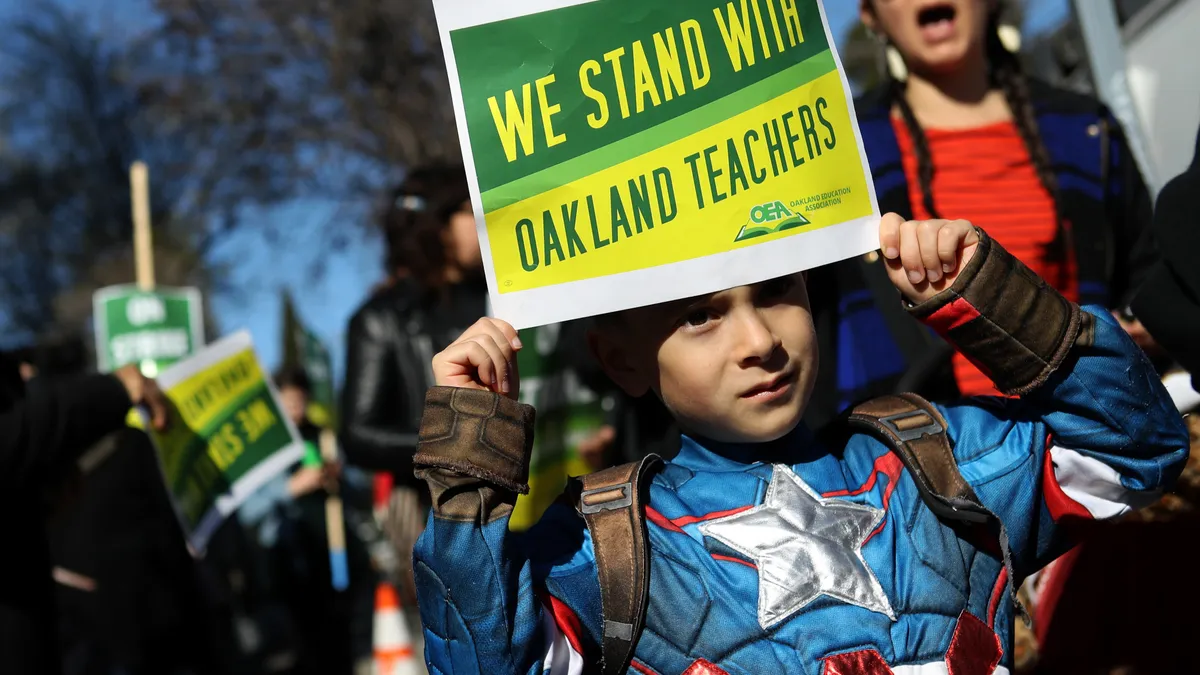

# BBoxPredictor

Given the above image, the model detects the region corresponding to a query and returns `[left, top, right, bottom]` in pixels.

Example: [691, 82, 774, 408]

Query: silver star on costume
[698, 464, 896, 629]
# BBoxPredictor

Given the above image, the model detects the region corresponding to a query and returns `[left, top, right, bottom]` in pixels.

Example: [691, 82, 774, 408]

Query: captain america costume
[411, 241, 1188, 674]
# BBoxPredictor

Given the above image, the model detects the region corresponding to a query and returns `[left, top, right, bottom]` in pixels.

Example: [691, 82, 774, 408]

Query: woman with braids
[805, 0, 1158, 423]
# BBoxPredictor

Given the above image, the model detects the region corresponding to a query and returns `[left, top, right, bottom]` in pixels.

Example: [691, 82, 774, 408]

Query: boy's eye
[682, 308, 713, 327]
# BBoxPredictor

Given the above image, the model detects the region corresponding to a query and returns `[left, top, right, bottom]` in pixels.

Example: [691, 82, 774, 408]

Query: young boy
[409, 216, 1187, 674]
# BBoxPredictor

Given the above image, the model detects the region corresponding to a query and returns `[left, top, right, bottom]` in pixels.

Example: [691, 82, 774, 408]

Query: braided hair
[888, 5, 1066, 258]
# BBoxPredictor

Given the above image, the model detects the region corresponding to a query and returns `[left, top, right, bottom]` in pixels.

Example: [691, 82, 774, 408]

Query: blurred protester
[1133, 124, 1200, 380]
[806, 0, 1157, 424]
[277, 368, 323, 449]
[52, 427, 214, 675]
[504, 320, 614, 529]
[235, 368, 374, 675]
[0, 351, 168, 674]
[9, 344, 38, 383]
[573, 332, 681, 472]
[31, 338, 213, 675]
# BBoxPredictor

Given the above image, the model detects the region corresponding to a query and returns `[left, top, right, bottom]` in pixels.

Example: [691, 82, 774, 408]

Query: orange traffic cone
[373, 582, 420, 675]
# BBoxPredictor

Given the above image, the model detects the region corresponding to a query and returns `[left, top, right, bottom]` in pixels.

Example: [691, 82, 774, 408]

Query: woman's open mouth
[917, 3, 958, 43]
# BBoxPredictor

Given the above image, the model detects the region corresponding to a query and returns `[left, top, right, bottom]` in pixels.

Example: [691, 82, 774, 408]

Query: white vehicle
[1120, 0, 1200, 183]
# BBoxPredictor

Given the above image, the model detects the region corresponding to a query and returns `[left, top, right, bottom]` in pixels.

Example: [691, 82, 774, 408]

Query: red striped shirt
[893, 118, 1078, 397]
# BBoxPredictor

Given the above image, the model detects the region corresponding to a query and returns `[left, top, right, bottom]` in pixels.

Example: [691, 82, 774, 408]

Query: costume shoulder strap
[847, 394, 1030, 620]
[847, 393, 1028, 622]
[848, 393, 990, 524]
[570, 453, 663, 675]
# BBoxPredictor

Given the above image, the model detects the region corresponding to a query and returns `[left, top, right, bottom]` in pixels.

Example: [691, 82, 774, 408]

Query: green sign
[148, 330, 304, 553]
[295, 325, 336, 428]
[93, 284, 204, 376]
[281, 290, 337, 428]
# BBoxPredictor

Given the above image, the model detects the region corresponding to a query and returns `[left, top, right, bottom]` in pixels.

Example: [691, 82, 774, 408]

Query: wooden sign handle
[319, 428, 350, 590]
[130, 161, 155, 291]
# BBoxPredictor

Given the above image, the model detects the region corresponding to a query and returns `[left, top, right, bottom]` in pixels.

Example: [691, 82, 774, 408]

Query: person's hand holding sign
[878, 213, 980, 304]
[112, 364, 170, 431]
[433, 318, 524, 399]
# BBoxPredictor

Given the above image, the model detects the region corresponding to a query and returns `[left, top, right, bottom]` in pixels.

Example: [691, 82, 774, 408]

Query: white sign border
[434, 0, 880, 328]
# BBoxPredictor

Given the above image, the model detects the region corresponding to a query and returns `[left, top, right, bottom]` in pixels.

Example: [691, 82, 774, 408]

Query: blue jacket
[805, 83, 1157, 424]
[413, 308, 1186, 674]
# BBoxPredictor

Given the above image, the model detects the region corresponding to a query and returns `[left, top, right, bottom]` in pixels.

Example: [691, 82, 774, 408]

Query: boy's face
[591, 274, 817, 444]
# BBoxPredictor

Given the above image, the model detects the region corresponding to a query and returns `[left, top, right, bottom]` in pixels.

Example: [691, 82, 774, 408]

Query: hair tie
[395, 194, 427, 212]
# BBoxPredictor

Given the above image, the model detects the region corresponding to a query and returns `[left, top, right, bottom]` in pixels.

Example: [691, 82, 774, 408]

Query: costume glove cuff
[908, 228, 1089, 396]
[413, 386, 535, 494]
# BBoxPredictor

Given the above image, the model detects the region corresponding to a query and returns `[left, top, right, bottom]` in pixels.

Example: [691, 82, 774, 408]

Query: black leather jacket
[340, 277, 487, 487]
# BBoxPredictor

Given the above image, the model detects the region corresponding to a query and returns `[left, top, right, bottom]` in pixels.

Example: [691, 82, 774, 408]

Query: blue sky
[10, 0, 1071, 384]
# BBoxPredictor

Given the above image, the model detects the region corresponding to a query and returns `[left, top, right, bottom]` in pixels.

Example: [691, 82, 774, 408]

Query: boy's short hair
[589, 311, 627, 331]
[274, 367, 312, 394]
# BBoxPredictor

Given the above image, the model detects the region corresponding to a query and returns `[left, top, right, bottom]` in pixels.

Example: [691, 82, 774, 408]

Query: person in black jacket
[52, 427, 215, 675]
[0, 353, 168, 675]
[341, 164, 485, 486]
[1133, 124, 1200, 380]
[341, 165, 487, 634]
[1027, 129, 1200, 671]
[31, 336, 212, 675]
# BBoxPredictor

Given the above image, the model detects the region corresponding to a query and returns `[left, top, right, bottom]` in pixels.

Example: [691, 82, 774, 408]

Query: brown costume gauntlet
[906, 228, 1093, 396]
[413, 386, 536, 523]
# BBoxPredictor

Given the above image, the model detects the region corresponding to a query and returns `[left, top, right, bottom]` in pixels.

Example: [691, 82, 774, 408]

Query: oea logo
[749, 200, 794, 224]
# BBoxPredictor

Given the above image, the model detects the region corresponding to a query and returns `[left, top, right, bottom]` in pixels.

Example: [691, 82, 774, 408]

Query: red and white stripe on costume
[1042, 441, 1161, 521]
[921, 294, 1162, 522]
[540, 594, 586, 675]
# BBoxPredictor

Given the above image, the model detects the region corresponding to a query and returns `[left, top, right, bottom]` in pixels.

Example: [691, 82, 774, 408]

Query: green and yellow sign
[147, 330, 303, 552]
[434, 0, 879, 327]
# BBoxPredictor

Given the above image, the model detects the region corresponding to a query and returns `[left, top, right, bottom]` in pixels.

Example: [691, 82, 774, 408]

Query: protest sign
[281, 290, 337, 428]
[147, 330, 304, 553]
[94, 284, 204, 376]
[433, 0, 879, 327]
[295, 328, 336, 427]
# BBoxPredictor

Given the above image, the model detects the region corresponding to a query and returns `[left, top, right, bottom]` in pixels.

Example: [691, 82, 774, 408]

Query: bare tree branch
[0, 4, 218, 346]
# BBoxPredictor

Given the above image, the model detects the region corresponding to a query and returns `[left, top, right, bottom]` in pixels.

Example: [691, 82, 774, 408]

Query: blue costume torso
[413, 310, 1187, 674]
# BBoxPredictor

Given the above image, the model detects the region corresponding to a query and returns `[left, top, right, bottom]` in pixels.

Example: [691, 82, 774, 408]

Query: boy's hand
[879, 213, 980, 304]
[432, 318, 523, 399]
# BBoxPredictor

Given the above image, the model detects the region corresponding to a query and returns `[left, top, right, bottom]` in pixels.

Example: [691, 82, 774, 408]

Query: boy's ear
[587, 328, 651, 398]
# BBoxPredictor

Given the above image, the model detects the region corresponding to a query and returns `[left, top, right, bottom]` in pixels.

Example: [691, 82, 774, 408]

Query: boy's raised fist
[432, 317, 523, 399]
[879, 213, 981, 304]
